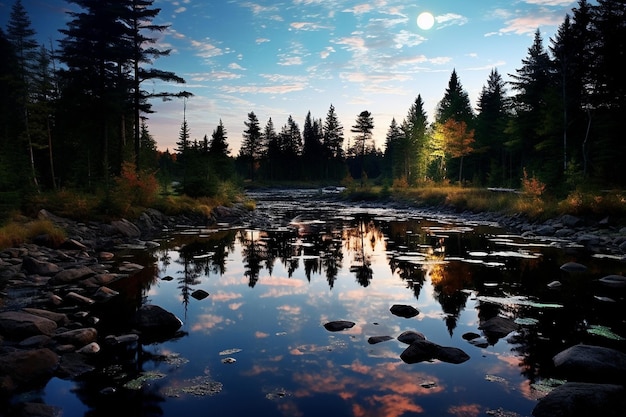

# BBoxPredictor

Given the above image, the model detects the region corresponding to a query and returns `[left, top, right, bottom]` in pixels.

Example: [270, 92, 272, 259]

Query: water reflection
[36, 204, 626, 417]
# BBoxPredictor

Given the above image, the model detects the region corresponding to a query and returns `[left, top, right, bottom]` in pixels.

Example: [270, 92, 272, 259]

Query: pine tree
[239, 111, 262, 181]
[509, 29, 558, 184]
[123, 0, 186, 170]
[209, 120, 229, 157]
[475, 68, 512, 186]
[435, 69, 474, 126]
[7, 0, 40, 190]
[383, 118, 404, 180]
[323, 104, 344, 159]
[350, 110, 374, 185]
[402, 95, 429, 183]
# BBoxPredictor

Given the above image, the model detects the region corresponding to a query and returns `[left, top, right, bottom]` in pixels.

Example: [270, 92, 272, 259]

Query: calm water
[36, 190, 626, 417]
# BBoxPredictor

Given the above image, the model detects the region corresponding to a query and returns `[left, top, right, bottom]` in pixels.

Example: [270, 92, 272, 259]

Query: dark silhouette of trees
[2, 0, 626, 200]
[474, 69, 512, 186]
[349, 110, 374, 185]
[239, 111, 262, 181]
[6, 0, 40, 190]
[508, 30, 558, 185]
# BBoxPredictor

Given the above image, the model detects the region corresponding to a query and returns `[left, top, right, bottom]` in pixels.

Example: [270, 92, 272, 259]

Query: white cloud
[190, 39, 223, 58]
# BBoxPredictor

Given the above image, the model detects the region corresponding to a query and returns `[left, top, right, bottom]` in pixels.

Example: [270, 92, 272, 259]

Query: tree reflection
[238, 229, 267, 287]
[344, 217, 379, 287]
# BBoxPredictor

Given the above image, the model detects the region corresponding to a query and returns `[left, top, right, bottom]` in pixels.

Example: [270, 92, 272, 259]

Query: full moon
[417, 12, 434, 30]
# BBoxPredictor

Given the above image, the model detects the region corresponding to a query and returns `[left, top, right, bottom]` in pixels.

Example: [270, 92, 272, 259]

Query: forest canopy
[1, 0, 625, 204]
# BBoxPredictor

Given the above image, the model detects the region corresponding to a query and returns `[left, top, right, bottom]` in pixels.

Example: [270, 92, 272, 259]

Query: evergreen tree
[263, 117, 281, 180]
[208, 119, 233, 180]
[58, 0, 132, 187]
[280, 115, 302, 180]
[123, 0, 186, 170]
[383, 118, 404, 180]
[29, 44, 59, 189]
[322, 104, 344, 180]
[0, 27, 26, 192]
[401, 95, 429, 183]
[302, 111, 324, 180]
[209, 120, 229, 157]
[475, 68, 512, 186]
[239, 111, 262, 180]
[350, 110, 374, 185]
[7, 0, 40, 190]
[435, 69, 474, 126]
[435, 70, 475, 181]
[509, 29, 558, 184]
[585, 0, 626, 184]
[323, 104, 344, 159]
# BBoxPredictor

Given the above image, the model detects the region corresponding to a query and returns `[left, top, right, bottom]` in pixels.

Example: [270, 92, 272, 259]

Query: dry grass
[349, 184, 625, 222]
[0, 218, 66, 250]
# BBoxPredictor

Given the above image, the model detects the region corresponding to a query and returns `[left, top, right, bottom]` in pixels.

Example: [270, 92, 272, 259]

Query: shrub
[112, 162, 159, 215]
[0, 218, 66, 250]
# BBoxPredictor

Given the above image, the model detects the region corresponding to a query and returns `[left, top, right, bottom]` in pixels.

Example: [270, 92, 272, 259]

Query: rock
[0, 310, 58, 339]
[110, 219, 141, 238]
[560, 214, 583, 227]
[390, 304, 419, 318]
[435, 345, 471, 364]
[397, 330, 427, 344]
[400, 339, 470, 364]
[532, 382, 626, 417]
[8, 402, 62, 417]
[478, 316, 518, 341]
[323, 320, 355, 332]
[60, 239, 88, 251]
[367, 335, 393, 344]
[49, 266, 95, 285]
[400, 339, 439, 363]
[56, 352, 96, 379]
[21, 256, 61, 276]
[132, 305, 183, 339]
[65, 291, 95, 305]
[597, 274, 626, 288]
[560, 262, 588, 273]
[0, 348, 59, 394]
[22, 308, 69, 326]
[191, 289, 210, 300]
[552, 344, 626, 384]
[536, 225, 555, 236]
[76, 342, 100, 354]
[54, 327, 98, 347]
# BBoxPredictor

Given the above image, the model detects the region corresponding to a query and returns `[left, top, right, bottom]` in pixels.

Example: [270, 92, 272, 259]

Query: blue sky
[2, 0, 582, 154]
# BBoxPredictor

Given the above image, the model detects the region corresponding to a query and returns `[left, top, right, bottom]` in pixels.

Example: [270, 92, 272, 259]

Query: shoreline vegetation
[1, 181, 624, 251]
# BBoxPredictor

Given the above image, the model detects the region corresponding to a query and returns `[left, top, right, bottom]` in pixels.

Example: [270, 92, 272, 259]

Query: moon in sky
[417, 12, 435, 30]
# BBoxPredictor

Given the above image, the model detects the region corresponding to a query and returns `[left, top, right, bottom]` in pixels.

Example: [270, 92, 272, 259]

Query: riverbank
[1, 191, 625, 416]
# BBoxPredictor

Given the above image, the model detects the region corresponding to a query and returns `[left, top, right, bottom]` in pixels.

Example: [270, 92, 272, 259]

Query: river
[39, 188, 626, 417]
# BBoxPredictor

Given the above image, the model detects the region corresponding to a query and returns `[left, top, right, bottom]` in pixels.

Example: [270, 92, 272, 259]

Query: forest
[0, 0, 625, 212]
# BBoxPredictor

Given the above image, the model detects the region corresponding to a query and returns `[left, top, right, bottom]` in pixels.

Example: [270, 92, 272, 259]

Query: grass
[0, 217, 67, 249]
[344, 184, 626, 223]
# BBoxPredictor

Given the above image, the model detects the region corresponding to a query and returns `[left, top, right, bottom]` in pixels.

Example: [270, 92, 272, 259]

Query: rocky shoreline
[1, 196, 625, 417]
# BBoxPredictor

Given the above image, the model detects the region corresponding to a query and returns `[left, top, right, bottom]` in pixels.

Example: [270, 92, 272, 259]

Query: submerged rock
[323, 320, 355, 332]
[552, 344, 626, 384]
[400, 339, 470, 364]
[132, 304, 183, 340]
[532, 382, 626, 417]
[390, 304, 419, 318]
[0, 348, 59, 394]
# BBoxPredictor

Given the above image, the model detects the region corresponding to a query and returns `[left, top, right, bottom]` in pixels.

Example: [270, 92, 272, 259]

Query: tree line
[1, 0, 625, 202]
